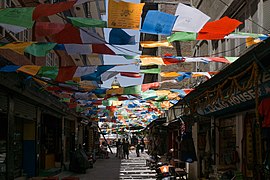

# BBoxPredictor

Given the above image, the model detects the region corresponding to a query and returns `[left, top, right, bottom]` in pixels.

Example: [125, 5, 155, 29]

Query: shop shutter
[0, 91, 8, 112]
[263, 0, 270, 33]
[14, 98, 36, 120]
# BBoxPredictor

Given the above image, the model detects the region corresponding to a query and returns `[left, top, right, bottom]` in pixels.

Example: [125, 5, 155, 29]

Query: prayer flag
[175, 72, 191, 82]
[55, 66, 77, 82]
[80, 28, 106, 44]
[101, 72, 118, 81]
[140, 68, 161, 74]
[108, 0, 144, 30]
[109, 28, 135, 45]
[120, 72, 142, 78]
[52, 24, 82, 44]
[35, 22, 65, 37]
[141, 10, 177, 35]
[162, 54, 184, 65]
[92, 44, 116, 55]
[197, 16, 242, 40]
[140, 56, 165, 66]
[37, 66, 59, 80]
[160, 72, 180, 77]
[0, 7, 34, 28]
[0, 65, 20, 72]
[0, 23, 26, 34]
[68, 17, 107, 28]
[124, 85, 142, 95]
[33, 1, 76, 20]
[208, 57, 230, 63]
[64, 44, 92, 55]
[173, 3, 210, 33]
[140, 40, 173, 48]
[0, 42, 33, 55]
[17, 65, 41, 76]
[225, 32, 268, 39]
[167, 32, 197, 42]
[141, 82, 160, 92]
[225, 57, 238, 63]
[24, 43, 57, 57]
[73, 66, 97, 77]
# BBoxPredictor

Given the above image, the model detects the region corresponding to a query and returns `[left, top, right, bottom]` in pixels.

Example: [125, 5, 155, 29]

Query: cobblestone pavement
[56, 148, 156, 180]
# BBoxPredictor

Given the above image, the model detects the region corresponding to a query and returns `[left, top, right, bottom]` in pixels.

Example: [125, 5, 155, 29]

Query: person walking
[140, 138, 145, 153]
[122, 138, 130, 159]
[116, 139, 122, 158]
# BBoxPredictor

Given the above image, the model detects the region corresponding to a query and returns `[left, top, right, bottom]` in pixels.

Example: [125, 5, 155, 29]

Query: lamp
[111, 76, 121, 89]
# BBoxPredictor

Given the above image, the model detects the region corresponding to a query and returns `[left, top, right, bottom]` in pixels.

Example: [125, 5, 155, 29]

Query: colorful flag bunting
[140, 56, 165, 66]
[141, 10, 177, 35]
[0, 23, 26, 34]
[173, 3, 210, 33]
[37, 66, 59, 80]
[108, 0, 144, 30]
[64, 44, 92, 55]
[17, 65, 41, 76]
[0, 42, 33, 55]
[140, 68, 161, 74]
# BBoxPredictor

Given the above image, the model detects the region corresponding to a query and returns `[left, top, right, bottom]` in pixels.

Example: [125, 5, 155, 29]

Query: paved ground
[56, 148, 156, 180]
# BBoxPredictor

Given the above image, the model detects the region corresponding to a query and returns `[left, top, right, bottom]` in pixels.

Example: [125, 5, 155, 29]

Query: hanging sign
[197, 71, 270, 115]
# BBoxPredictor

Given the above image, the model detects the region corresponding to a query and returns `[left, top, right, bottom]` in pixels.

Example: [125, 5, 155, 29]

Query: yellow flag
[140, 55, 165, 66]
[17, 65, 41, 76]
[160, 72, 180, 77]
[140, 40, 173, 48]
[108, 0, 145, 29]
[246, 37, 261, 47]
[156, 90, 171, 96]
[0, 42, 33, 55]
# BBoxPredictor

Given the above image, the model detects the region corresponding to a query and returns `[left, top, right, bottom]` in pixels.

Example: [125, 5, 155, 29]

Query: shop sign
[197, 71, 270, 115]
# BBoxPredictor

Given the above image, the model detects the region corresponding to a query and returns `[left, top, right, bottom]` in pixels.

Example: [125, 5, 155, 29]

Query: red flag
[92, 44, 116, 55]
[55, 66, 77, 82]
[208, 57, 230, 64]
[35, 22, 65, 37]
[52, 24, 82, 44]
[120, 72, 142, 78]
[33, 1, 76, 20]
[197, 16, 242, 40]
[141, 82, 160, 92]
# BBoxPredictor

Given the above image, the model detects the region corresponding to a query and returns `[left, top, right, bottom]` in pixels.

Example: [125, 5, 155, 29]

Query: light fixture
[111, 76, 121, 89]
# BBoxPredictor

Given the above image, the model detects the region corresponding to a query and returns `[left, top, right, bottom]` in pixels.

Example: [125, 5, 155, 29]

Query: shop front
[177, 38, 270, 179]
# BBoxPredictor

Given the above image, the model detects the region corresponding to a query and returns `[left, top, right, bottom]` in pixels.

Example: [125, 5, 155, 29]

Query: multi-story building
[0, 0, 105, 179]
[168, 0, 270, 179]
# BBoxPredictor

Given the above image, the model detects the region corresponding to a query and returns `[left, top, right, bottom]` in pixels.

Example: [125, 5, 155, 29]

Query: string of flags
[0, 0, 269, 129]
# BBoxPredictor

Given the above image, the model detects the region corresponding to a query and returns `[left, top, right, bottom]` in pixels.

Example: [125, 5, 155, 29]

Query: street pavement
[56, 148, 156, 180]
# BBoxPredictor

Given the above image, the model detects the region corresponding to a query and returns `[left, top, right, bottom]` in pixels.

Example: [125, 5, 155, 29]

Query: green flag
[167, 32, 197, 42]
[124, 85, 142, 95]
[142, 90, 157, 100]
[25, 43, 57, 57]
[67, 17, 107, 28]
[225, 57, 239, 63]
[37, 66, 58, 80]
[140, 68, 161, 74]
[0, 7, 35, 28]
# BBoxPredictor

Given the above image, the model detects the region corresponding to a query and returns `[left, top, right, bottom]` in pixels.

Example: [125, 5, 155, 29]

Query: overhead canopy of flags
[0, 0, 268, 130]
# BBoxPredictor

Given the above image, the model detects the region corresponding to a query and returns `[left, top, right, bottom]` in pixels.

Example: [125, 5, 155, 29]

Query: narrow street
[56, 148, 156, 180]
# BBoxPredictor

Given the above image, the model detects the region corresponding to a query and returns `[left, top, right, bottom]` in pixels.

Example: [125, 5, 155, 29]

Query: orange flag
[108, 0, 144, 29]
[33, 1, 76, 20]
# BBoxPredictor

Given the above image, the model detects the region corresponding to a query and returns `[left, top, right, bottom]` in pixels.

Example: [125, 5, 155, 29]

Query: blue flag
[141, 10, 177, 35]
[109, 28, 136, 45]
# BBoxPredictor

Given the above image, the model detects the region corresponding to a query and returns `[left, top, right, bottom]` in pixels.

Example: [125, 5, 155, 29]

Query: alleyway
[56, 148, 156, 180]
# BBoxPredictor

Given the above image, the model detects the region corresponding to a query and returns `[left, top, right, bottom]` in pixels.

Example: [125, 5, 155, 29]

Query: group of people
[115, 136, 145, 159]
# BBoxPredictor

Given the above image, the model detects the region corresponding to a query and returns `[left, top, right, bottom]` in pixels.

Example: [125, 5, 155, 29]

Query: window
[46, 52, 59, 67]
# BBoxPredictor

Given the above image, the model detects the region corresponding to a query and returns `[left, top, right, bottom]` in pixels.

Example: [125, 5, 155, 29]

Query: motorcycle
[155, 162, 176, 180]
[146, 155, 160, 170]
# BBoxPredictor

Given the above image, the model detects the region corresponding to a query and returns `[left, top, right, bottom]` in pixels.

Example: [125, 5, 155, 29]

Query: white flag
[173, 3, 210, 33]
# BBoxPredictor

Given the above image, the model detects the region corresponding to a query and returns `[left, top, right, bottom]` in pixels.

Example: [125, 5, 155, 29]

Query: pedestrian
[122, 138, 130, 159]
[140, 138, 145, 153]
[136, 142, 141, 157]
[115, 139, 122, 158]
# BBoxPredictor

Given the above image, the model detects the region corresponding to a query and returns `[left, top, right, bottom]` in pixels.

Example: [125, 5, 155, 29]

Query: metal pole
[98, 126, 113, 154]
